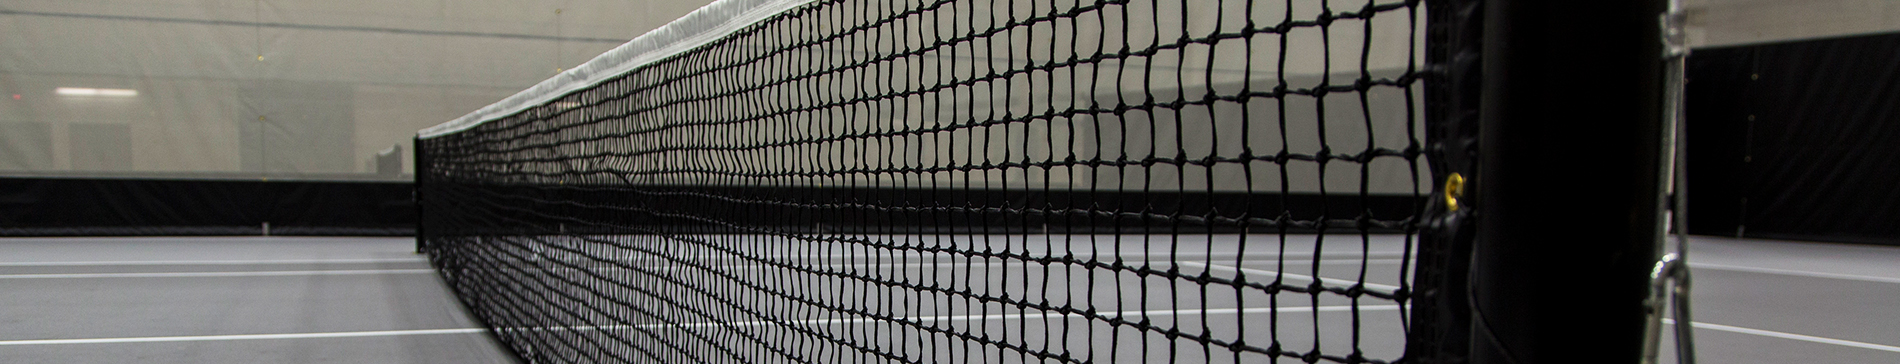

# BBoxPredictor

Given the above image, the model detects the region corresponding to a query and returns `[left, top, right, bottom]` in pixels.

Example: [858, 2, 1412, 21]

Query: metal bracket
[1642, 250, 1696, 364]
[1643, 0, 1697, 362]
[1660, 0, 1689, 60]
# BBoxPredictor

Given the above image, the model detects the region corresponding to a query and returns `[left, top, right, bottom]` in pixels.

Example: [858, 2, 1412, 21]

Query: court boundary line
[530, 252, 1413, 262]
[535, 258, 1408, 269]
[1689, 263, 1900, 284]
[0, 305, 1406, 346]
[514, 259, 1410, 290]
[1182, 261, 1403, 296]
[500, 304, 1405, 332]
[1665, 319, 1900, 353]
[0, 269, 437, 279]
[0, 328, 487, 346]
[0, 258, 426, 267]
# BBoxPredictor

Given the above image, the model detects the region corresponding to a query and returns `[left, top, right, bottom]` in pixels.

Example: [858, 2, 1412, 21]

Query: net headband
[416, 0, 817, 139]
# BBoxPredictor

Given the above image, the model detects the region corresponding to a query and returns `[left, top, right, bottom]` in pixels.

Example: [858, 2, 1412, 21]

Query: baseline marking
[1181, 261, 1403, 296]
[501, 304, 1404, 332]
[0, 258, 425, 267]
[524, 251, 1412, 264]
[0, 269, 436, 279]
[1689, 263, 1900, 284]
[0, 328, 485, 346]
[518, 259, 1409, 275]
[1665, 319, 1900, 353]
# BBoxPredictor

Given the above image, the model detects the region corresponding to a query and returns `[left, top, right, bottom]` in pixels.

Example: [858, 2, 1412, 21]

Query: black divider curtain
[1686, 32, 1900, 245]
[0, 177, 413, 236]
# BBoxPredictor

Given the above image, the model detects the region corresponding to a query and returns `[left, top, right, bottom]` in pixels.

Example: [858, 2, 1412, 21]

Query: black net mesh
[417, 0, 1427, 362]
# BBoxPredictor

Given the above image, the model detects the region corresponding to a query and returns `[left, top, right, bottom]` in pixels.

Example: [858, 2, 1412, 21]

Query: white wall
[4, 0, 1887, 181]
[0, 0, 714, 179]
[451, 0, 1429, 194]
[1687, 0, 1900, 47]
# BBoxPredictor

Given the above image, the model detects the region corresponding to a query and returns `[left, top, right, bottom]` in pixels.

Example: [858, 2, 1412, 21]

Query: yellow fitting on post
[1445, 173, 1466, 211]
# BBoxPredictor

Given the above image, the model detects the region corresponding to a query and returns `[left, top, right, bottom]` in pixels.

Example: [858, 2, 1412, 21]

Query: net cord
[417, 0, 818, 139]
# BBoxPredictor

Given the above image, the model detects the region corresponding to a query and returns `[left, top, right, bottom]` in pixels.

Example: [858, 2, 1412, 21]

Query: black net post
[1406, 0, 1485, 362]
[1467, 0, 1668, 363]
[412, 135, 426, 254]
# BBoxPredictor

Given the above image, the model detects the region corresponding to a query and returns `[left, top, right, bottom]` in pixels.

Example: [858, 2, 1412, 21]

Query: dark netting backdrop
[417, 0, 1430, 362]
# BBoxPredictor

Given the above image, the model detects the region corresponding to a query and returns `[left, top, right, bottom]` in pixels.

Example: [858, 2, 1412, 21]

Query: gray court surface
[0, 237, 517, 364]
[1656, 236, 1900, 363]
[460, 234, 1414, 363]
[0, 235, 1893, 363]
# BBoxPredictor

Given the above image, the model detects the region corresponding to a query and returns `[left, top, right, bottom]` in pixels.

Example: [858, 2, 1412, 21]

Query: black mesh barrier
[417, 0, 1438, 362]
[0, 177, 414, 236]
[1686, 32, 1900, 246]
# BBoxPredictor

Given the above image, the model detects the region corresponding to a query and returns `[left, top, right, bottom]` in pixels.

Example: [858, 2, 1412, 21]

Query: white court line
[528, 252, 1412, 264]
[503, 305, 1403, 332]
[523, 258, 1408, 269]
[0, 269, 436, 279]
[529, 259, 1409, 275]
[1253, 258, 1409, 265]
[0, 328, 486, 346]
[0, 306, 1398, 345]
[1689, 263, 1900, 284]
[0, 258, 425, 267]
[1178, 261, 1402, 296]
[1665, 319, 1900, 353]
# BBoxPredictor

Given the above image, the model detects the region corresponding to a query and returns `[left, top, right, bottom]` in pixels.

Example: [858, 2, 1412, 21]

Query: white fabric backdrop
[0, 0, 713, 180]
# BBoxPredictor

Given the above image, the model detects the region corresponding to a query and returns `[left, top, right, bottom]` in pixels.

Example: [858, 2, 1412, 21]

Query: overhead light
[56, 87, 138, 97]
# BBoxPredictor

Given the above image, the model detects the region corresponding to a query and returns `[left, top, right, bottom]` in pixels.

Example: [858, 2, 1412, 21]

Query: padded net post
[1403, 0, 1484, 363]
[414, 135, 427, 253]
[1467, 0, 1668, 362]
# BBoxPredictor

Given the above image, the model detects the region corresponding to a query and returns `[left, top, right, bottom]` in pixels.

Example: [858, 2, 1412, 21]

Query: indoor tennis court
[0, 236, 1895, 362]
[3, 0, 1898, 363]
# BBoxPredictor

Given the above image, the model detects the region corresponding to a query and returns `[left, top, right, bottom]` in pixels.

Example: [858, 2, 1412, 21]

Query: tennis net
[417, 0, 1430, 362]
